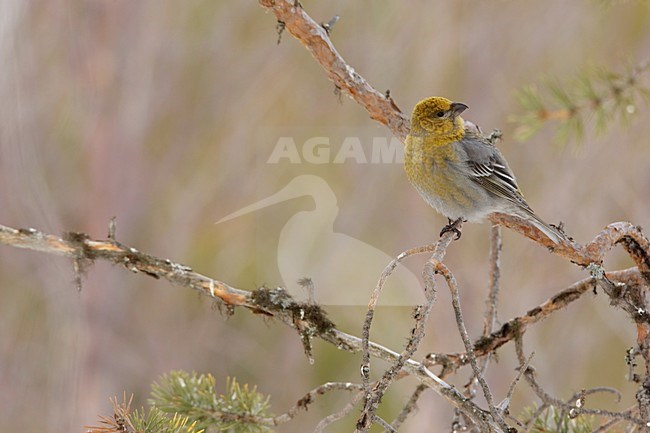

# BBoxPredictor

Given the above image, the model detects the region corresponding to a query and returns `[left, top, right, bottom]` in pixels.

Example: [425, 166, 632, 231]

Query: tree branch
[357, 228, 459, 433]
[5, 3, 650, 428]
[0, 223, 497, 430]
[270, 382, 363, 427]
[425, 267, 646, 376]
[258, 0, 409, 141]
[491, 215, 650, 280]
[387, 384, 427, 432]
[258, 1, 650, 270]
[514, 333, 645, 427]
[438, 261, 510, 431]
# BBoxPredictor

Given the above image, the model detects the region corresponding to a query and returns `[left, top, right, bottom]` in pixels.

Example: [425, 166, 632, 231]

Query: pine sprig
[149, 371, 272, 433]
[88, 373, 272, 433]
[512, 59, 650, 143]
[86, 394, 204, 433]
[522, 405, 595, 433]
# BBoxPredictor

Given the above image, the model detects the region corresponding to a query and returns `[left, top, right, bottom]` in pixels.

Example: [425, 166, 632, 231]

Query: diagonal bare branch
[0, 223, 497, 430]
[259, 1, 650, 272]
[425, 267, 646, 376]
[258, 0, 409, 141]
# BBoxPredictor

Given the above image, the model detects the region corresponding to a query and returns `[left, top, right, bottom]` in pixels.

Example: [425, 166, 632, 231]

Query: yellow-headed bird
[404, 96, 563, 243]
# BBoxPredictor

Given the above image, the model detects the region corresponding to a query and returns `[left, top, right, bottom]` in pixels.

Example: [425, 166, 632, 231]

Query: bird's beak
[450, 102, 469, 117]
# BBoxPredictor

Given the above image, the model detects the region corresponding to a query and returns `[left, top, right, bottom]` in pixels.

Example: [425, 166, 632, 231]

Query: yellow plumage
[404, 96, 563, 243]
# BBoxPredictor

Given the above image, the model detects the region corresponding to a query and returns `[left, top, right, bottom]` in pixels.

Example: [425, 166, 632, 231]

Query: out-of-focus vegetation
[1, 1, 649, 432]
[512, 60, 650, 143]
[149, 372, 271, 433]
[522, 405, 595, 433]
[88, 393, 205, 433]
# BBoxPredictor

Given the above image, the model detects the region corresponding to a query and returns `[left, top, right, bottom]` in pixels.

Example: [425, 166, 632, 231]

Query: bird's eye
[436, 111, 445, 118]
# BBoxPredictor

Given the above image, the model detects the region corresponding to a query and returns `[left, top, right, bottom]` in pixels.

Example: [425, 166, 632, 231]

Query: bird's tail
[527, 213, 565, 244]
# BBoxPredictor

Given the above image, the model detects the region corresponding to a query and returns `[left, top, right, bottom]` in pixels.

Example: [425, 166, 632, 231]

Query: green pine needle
[512, 59, 650, 145]
[150, 371, 273, 433]
[522, 405, 595, 433]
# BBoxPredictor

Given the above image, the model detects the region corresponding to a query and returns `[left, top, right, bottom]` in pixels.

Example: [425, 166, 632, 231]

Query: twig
[387, 384, 427, 432]
[313, 391, 364, 433]
[522, 403, 548, 433]
[591, 410, 636, 433]
[437, 261, 510, 432]
[484, 225, 502, 337]
[373, 415, 397, 433]
[320, 15, 339, 36]
[467, 225, 502, 398]
[271, 382, 363, 426]
[357, 230, 458, 433]
[361, 243, 437, 388]
[0, 224, 250, 305]
[107, 217, 117, 240]
[591, 418, 618, 433]
[588, 262, 650, 392]
[499, 351, 535, 413]
[514, 332, 578, 408]
[568, 387, 622, 405]
[258, 0, 409, 141]
[333, 328, 497, 430]
[514, 333, 646, 427]
[424, 267, 645, 376]
[0, 223, 496, 430]
[490, 216, 650, 280]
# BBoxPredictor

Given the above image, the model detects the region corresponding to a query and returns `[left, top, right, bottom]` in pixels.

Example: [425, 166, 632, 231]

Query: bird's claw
[440, 218, 464, 240]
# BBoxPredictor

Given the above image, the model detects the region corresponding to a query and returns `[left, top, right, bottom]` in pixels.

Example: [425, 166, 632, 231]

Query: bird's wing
[457, 132, 535, 213]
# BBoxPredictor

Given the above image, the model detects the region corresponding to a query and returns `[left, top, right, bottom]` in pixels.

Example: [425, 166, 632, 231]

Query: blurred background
[0, 1, 649, 431]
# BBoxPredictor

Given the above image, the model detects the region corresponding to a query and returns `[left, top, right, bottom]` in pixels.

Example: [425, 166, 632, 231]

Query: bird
[404, 96, 564, 243]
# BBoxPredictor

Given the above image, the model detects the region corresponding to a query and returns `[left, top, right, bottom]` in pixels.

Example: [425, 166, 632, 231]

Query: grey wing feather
[457, 132, 536, 216]
[456, 131, 564, 244]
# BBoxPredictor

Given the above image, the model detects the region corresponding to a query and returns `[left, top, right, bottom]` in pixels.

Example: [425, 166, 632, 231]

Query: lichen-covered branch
[425, 267, 646, 376]
[0, 223, 494, 430]
[490, 216, 650, 280]
[0, 224, 251, 305]
[484, 225, 502, 337]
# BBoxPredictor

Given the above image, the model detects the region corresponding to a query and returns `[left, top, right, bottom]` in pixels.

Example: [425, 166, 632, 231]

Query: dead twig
[313, 391, 364, 433]
[271, 382, 363, 426]
[424, 268, 645, 376]
[361, 243, 437, 390]
[357, 228, 459, 433]
[258, 0, 409, 140]
[467, 225, 502, 399]
[437, 261, 510, 432]
[0, 223, 495, 430]
[387, 384, 427, 432]
[484, 225, 502, 337]
[515, 333, 646, 428]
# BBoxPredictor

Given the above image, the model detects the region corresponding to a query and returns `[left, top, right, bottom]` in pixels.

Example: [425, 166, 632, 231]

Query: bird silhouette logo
[217, 175, 424, 306]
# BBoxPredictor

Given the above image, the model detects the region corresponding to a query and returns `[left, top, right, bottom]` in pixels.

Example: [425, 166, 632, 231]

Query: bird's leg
[440, 217, 464, 240]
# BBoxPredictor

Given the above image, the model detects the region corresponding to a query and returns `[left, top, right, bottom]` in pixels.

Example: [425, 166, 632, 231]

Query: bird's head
[410, 96, 468, 139]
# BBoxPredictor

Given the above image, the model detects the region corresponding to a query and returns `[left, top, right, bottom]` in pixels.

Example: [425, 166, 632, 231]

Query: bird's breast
[404, 137, 481, 219]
